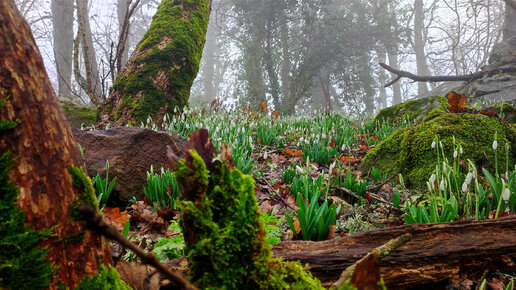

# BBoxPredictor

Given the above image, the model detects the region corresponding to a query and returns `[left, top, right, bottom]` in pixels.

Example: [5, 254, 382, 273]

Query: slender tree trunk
[387, 47, 402, 104]
[102, 0, 211, 126]
[413, 0, 430, 95]
[264, 18, 280, 110]
[0, 1, 111, 288]
[279, 9, 290, 109]
[202, 3, 218, 101]
[51, 0, 74, 100]
[76, 0, 103, 104]
[503, 3, 516, 40]
[377, 49, 388, 109]
[117, 0, 130, 70]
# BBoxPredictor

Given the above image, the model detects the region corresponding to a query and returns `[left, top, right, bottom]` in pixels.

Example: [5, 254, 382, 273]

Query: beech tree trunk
[272, 216, 516, 288]
[51, 0, 74, 100]
[0, 1, 111, 288]
[413, 0, 430, 95]
[102, 0, 212, 126]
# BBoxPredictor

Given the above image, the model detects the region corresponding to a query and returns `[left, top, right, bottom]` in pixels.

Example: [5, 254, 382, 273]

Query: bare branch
[379, 62, 516, 87]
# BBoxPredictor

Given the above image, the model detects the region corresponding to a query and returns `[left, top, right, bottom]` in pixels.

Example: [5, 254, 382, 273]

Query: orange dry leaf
[447, 91, 467, 113]
[283, 148, 303, 157]
[103, 207, 130, 231]
[328, 138, 336, 147]
[259, 101, 267, 112]
[340, 155, 361, 165]
[479, 107, 499, 116]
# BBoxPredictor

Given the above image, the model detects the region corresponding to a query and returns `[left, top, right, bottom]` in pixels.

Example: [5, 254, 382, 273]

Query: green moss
[492, 102, 516, 124]
[76, 264, 130, 290]
[374, 96, 447, 126]
[105, 0, 210, 124]
[68, 165, 99, 220]
[422, 109, 445, 123]
[61, 100, 97, 128]
[176, 149, 323, 289]
[361, 113, 516, 189]
[0, 134, 55, 288]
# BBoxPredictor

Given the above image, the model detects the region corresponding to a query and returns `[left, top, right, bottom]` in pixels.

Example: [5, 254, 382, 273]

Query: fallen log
[272, 215, 516, 288]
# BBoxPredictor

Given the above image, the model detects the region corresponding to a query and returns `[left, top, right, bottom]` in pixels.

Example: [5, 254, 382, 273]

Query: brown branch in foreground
[331, 234, 412, 289]
[379, 62, 516, 87]
[78, 206, 197, 290]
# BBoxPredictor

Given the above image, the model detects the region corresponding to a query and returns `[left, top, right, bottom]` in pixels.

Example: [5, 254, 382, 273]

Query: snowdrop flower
[431, 140, 436, 149]
[440, 179, 446, 191]
[249, 136, 252, 144]
[429, 173, 436, 184]
[503, 188, 510, 201]
[163, 114, 168, 123]
[296, 165, 304, 175]
[465, 172, 473, 185]
[242, 127, 246, 134]
[453, 151, 458, 159]
[462, 182, 468, 193]
[300, 137, 304, 143]
[322, 133, 326, 139]
[459, 147, 463, 154]
[263, 152, 268, 160]
[341, 144, 346, 151]
[186, 123, 189, 129]
[492, 140, 498, 150]
[147, 116, 152, 124]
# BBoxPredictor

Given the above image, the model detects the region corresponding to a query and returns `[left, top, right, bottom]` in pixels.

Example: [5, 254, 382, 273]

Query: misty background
[17, 0, 505, 115]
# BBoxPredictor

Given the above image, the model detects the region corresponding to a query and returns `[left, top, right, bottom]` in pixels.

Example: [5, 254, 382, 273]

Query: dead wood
[272, 215, 516, 288]
[379, 62, 516, 87]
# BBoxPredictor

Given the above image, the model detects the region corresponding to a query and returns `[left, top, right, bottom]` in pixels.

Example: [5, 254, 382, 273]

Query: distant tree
[0, 0, 112, 288]
[51, 0, 74, 100]
[101, 0, 212, 126]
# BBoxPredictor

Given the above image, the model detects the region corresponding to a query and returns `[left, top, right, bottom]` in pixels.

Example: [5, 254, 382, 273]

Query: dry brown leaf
[447, 91, 467, 113]
[259, 101, 267, 112]
[103, 207, 130, 232]
[116, 261, 160, 290]
[351, 254, 381, 290]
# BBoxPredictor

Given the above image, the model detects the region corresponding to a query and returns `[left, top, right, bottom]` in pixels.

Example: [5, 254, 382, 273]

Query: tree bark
[413, 0, 430, 95]
[117, 0, 130, 72]
[51, 0, 74, 100]
[272, 216, 516, 288]
[503, 2, 516, 40]
[0, 1, 112, 288]
[102, 0, 212, 126]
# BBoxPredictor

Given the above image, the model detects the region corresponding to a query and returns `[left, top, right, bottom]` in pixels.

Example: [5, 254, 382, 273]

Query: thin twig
[331, 234, 412, 289]
[78, 206, 197, 290]
[337, 186, 406, 215]
[262, 178, 297, 211]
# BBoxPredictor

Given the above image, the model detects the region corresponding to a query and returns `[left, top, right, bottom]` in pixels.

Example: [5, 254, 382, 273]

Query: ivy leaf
[447, 91, 467, 113]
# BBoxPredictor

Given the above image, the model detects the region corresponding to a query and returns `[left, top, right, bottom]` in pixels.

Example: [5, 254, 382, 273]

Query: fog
[17, 0, 506, 115]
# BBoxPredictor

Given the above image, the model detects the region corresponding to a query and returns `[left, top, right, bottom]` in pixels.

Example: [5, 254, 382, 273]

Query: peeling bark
[0, 1, 111, 287]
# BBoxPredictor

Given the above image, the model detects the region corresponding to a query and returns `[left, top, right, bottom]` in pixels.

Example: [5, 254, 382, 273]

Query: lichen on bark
[102, 0, 211, 125]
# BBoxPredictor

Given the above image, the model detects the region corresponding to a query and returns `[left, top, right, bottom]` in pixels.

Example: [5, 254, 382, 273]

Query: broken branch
[78, 206, 197, 290]
[379, 62, 516, 87]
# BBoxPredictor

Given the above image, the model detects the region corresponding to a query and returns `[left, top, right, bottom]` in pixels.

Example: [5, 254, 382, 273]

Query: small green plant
[337, 171, 368, 199]
[370, 167, 388, 183]
[143, 166, 179, 210]
[282, 163, 297, 184]
[261, 211, 282, 245]
[256, 124, 278, 146]
[152, 221, 185, 261]
[286, 189, 340, 241]
[302, 143, 337, 164]
[91, 160, 116, 210]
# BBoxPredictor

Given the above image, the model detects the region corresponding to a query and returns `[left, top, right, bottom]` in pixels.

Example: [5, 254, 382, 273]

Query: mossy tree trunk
[0, 1, 111, 288]
[101, 0, 211, 126]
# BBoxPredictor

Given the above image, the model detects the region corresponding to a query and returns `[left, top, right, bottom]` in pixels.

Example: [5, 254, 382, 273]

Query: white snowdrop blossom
[429, 174, 436, 184]
[242, 127, 246, 134]
[503, 188, 510, 201]
[465, 172, 473, 185]
[492, 140, 498, 150]
[249, 136, 253, 144]
[440, 179, 446, 191]
[163, 114, 167, 123]
[263, 152, 268, 160]
[322, 133, 326, 139]
[462, 182, 468, 193]
[431, 141, 436, 149]
[296, 165, 304, 175]
[147, 116, 152, 124]
[459, 147, 463, 154]
[453, 151, 458, 159]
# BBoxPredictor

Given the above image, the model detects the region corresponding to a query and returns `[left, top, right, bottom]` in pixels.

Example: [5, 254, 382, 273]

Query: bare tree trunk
[51, 0, 74, 100]
[377, 48, 388, 109]
[102, 0, 212, 125]
[387, 48, 402, 104]
[413, 0, 430, 95]
[117, 0, 130, 70]
[279, 9, 290, 108]
[503, 2, 516, 40]
[76, 0, 103, 104]
[202, 7, 217, 100]
[0, 1, 112, 287]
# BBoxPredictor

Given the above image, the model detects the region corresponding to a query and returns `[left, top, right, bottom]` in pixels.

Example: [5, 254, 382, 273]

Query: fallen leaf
[283, 148, 303, 157]
[260, 101, 267, 112]
[116, 261, 160, 290]
[103, 207, 130, 232]
[447, 91, 467, 113]
[479, 107, 499, 116]
[351, 254, 381, 290]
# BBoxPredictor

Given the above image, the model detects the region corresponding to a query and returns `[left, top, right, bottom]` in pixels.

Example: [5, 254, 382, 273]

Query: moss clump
[175, 148, 322, 289]
[68, 165, 99, 220]
[374, 96, 447, 126]
[76, 264, 130, 290]
[361, 113, 516, 189]
[0, 153, 55, 289]
[61, 100, 97, 128]
[105, 0, 210, 124]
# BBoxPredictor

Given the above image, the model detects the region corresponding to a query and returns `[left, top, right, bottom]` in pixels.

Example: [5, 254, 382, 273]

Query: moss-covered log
[102, 0, 211, 126]
[0, 1, 114, 287]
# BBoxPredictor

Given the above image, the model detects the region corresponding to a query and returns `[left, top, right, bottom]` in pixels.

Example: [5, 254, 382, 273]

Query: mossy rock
[373, 96, 447, 126]
[492, 102, 516, 124]
[61, 100, 97, 128]
[361, 113, 516, 189]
